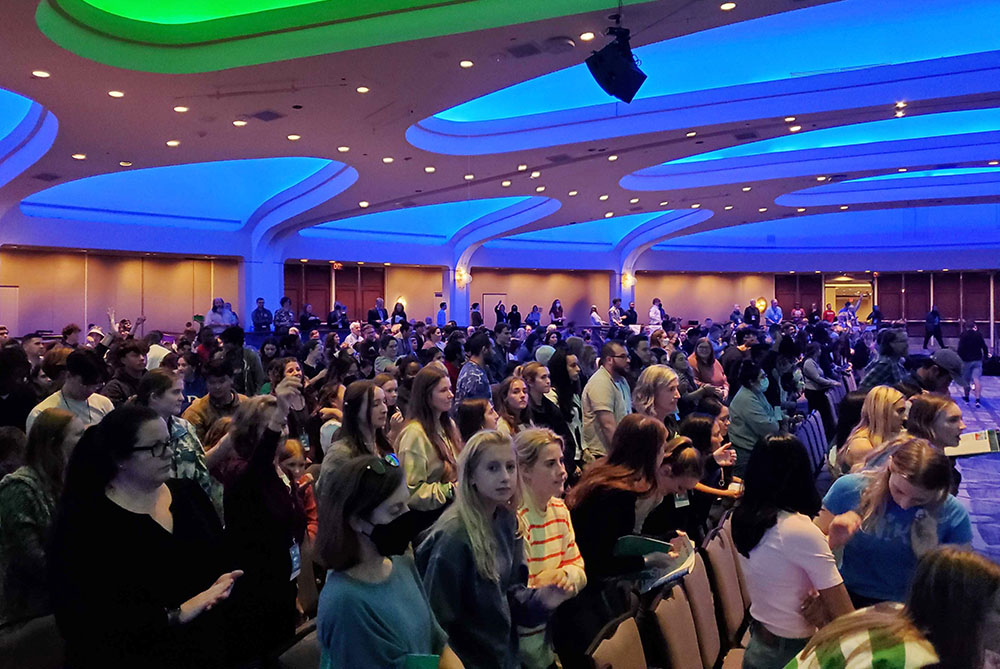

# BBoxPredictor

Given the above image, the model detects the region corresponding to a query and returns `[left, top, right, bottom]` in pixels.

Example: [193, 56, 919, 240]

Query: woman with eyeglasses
[49, 405, 242, 668]
[315, 453, 461, 668]
[223, 375, 308, 666]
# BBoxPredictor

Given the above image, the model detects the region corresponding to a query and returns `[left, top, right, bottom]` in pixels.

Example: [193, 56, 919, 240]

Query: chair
[277, 629, 321, 669]
[844, 373, 858, 392]
[824, 387, 841, 426]
[702, 529, 748, 647]
[682, 555, 721, 668]
[649, 584, 704, 669]
[295, 540, 319, 618]
[721, 516, 751, 609]
[795, 410, 828, 477]
[589, 616, 647, 669]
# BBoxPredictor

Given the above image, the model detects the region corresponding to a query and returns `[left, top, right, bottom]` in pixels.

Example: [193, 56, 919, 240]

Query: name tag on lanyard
[289, 541, 301, 581]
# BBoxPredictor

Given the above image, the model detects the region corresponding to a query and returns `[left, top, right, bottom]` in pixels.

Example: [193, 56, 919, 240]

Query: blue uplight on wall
[408, 0, 1000, 155]
[623, 108, 1000, 191]
[20, 157, 342, 230]
[0, 86, 58, 189]
[302, 197, 532, 242]
[776, 167, 1000, 207]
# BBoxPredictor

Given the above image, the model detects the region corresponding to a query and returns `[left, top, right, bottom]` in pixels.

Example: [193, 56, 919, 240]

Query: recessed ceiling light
[299, 259, 308, 263]
[724, 205, 734, 210]
[107, 90, 124, 98]
[119, 160, 132, 167]
[797, 208, 806, 212]
[459, 60, 474, 69]
[580, 31, 596, 41]
[608, 155, 618, 161]
[359, 201, 370, 208]
[464, 173, 474, 180]
[535, 186, 546, 192]
[287, 134, 301, 141]
[424, 166, 436, 173]
[569, 190, 579, 196]
[629, 197, 639, 204]
[784, 116, 796, 122]
[71, 153, 86, 160]
[840, 205, 849, 210]
[356, 86, 370, 94]
[720, 2, 737, 10]
[789, 125, 802, 132]
[381, 156, 393, 163]
[815, 270, 821, 274]
[232, 119, 247, 127]
[742, 186, 752, 192]
[686, 131, 697, 137]
[337, 146, 350, 152]
[895, 101, 907, 108]
[758, 207, 768, 213]
[599, 194, 609, 201]
[165, 140, 180, 147]
[990, 161, 999, 166]
[31, 70, 50, 78]
[517, 164, 527, 171]
[691, 203, 701, 208]
[895, 110, 905, 118]
[604, 212, 614, 218]
[659, 201, 669, 206]
[501, 180, 512, 187]
[942, 268, 949, 271]
[530, 170, 541, 178]
[898, 168, 908, 172]
[816, 176, 827, 181]
[173, 105, 188, 113]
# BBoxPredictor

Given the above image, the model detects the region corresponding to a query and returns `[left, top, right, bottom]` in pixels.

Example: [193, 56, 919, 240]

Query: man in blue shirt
[763, 299, 783, 336]
[436, 302, 447, 328]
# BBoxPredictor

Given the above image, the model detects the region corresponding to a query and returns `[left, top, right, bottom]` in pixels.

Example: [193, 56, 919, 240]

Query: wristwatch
[166, 607, 182, 626]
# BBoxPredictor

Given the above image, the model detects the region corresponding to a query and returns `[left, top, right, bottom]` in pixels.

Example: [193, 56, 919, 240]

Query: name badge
[674, 492, 690, 509]
[289, 541, 301, 581]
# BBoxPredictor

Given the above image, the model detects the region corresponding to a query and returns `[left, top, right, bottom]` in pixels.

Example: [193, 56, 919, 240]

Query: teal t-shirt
[318, 555, 446, 668]
[822, 473, 972, 602]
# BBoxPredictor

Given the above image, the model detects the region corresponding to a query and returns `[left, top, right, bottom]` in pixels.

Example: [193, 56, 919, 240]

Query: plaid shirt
[858, 355, 906, 393]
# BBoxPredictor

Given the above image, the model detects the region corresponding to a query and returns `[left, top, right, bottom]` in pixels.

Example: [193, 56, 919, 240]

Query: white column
[443, 267, 471, 326]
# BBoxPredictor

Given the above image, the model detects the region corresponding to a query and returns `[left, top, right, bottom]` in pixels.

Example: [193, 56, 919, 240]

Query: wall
[0, 249, 239, 335]
[469, 269, 610, 326]
[386, 266, 442, 325]
[635, 273, 775, 324]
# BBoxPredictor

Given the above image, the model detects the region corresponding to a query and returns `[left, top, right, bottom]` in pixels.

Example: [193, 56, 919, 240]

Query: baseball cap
[931, 348, 964, 383]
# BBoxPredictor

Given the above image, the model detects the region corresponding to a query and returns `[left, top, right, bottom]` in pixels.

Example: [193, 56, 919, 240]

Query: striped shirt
[787, 611, 938, 668]
[516, 497, 587, 669]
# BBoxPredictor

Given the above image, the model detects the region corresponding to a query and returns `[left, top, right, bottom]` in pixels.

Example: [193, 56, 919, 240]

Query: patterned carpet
[947, 376, 1000, 563]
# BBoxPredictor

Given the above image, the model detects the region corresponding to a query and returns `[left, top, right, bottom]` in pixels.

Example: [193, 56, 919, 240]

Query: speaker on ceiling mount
[585, 26, 647, 104]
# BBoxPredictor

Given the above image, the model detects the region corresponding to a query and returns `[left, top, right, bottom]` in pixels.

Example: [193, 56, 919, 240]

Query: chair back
[721, 515, 751, 608]
[682, 555, 722, 669]
[277, 629, 321, 668]
[702, 528, 747, 644]
[590, 616, 647, 669]
[795, 410, 828, 477]
[651, 585, 702, 669]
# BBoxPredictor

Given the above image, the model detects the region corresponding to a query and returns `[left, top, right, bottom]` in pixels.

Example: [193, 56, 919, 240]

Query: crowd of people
[0, 291, 995, 669]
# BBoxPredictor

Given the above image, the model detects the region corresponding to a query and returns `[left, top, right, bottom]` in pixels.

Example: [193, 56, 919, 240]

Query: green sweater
[0, 466, 56, 626]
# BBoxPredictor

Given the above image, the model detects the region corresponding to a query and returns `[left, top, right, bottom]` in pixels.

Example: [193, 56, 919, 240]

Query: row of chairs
[589, 516, 752, 669]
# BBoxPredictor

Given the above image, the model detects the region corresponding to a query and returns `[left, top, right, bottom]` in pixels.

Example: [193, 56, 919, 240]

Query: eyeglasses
[131, 439, 172, 458]
[366, 452, 401, 474]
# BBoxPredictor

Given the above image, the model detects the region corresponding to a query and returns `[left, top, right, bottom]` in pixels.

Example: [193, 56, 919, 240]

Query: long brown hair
[905, 393, 959, 447]
[858, 437, 952, 529]
[567, 414, 666, 507]
[26, 408, 76, 498]
[493, 375, 531, 434]
[405, 365, 459, 481]
[335, 380, 393, 457]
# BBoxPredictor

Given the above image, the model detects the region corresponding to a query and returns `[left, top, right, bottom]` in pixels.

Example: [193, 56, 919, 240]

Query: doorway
[480, 293, 507, 328]
[823, 274, 874, 319]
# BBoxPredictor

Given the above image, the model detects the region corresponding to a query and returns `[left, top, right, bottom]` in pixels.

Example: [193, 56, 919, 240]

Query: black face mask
[365, 521, 407, 556]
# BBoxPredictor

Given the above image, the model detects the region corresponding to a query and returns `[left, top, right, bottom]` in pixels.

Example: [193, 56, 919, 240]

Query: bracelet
[166, 607, 182, 626]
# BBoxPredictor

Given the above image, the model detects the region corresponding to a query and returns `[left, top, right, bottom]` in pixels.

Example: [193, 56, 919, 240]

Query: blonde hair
[632, 364, 678, 416]
[513, 427, 563, 504]
[838, 385, 905, 470]
[451, 430, 522, 582]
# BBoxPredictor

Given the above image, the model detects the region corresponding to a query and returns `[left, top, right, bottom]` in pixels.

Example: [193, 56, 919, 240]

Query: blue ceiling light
[20, 157, 343, 230]
[487, 211, 667, 250]
[302, 197, 533, 242]
[0, 86, 58, 189]
[623, 108, 1000, 190]
[408, 0, 1000, 155]
[776, 167, 1000, 207]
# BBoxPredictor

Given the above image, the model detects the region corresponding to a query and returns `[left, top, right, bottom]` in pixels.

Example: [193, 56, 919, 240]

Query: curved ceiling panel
[407, 0, 1000, 155]
[0, 87, 58, 189]
[776, 167, 1000, 206]
[652, 204, 1000, 252]
[622, 108, 1000, 190]
[20, 157, 349, 230]
[37, 0, 644, 73]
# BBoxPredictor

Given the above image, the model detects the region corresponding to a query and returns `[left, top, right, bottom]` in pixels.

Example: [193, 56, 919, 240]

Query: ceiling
[2, 0, 1000, 280]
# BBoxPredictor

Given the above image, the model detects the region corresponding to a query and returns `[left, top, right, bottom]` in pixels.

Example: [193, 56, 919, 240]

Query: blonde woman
[632, 364, 681, 432]
[862, 393, 965, 471]
[514, 428, 586, 668]
[836, 385, 906, 472]
[416, 431, 571, 668]
[818, 437, 972, 607]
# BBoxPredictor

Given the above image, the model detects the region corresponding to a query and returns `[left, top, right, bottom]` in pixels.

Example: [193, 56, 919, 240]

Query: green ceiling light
[37, 0, 649, 73]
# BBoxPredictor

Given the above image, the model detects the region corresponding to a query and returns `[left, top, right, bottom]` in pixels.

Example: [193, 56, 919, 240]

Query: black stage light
[585, 26, 646, 104]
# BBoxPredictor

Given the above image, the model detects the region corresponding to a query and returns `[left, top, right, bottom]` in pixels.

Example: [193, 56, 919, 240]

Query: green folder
[613, 534, 675, 557]
[404, 655, 439, 669]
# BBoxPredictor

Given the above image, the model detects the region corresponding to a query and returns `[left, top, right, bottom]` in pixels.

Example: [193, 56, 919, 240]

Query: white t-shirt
[27, 390, 115, 433]
[739, 511, 843, 639]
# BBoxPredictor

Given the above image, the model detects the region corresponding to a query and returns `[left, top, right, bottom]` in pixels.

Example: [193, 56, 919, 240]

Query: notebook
[945, 429, 1000, 458]
[613, 533, 697, 593]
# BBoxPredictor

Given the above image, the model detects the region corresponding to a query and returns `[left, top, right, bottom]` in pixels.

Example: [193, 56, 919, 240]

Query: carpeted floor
[947, 375, 1000, 563]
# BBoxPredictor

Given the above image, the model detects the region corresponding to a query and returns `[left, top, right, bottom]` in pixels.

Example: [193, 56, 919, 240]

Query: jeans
[742, 624, 809, 669]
